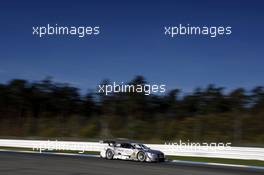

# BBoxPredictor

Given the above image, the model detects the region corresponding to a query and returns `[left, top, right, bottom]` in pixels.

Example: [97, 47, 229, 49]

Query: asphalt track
[0, 151, 263, 175]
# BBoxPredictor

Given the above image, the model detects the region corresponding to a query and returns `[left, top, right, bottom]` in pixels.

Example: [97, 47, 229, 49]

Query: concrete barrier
[0, 139, 263, 160]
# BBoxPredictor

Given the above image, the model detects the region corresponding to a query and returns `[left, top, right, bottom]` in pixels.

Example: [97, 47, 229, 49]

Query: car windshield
[134, 143, 149, 150]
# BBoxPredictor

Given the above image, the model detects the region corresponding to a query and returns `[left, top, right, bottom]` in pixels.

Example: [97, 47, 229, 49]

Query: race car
[100, 140, 165, 162]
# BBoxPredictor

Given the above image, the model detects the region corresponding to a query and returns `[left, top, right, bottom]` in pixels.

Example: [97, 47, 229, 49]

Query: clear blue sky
[0, 0, 263, 93]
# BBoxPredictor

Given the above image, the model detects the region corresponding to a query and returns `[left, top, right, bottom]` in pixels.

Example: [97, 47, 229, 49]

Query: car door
[117, 143, 134, 156]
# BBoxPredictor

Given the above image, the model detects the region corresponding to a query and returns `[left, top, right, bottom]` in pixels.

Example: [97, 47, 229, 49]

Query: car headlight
[147, 152, 157, 158]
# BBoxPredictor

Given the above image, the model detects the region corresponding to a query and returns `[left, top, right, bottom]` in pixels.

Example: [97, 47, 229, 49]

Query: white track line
[169, 160, 264, 170]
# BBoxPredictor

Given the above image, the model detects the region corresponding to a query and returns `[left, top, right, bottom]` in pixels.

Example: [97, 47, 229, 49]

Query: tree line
[0, 76, 263, 145]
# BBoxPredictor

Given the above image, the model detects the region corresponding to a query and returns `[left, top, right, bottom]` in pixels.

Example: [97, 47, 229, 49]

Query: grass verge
[166, 155, 264, 167]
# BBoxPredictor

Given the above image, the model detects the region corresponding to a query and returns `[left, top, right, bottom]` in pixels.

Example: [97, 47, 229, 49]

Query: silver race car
[100, 140, 165, 162]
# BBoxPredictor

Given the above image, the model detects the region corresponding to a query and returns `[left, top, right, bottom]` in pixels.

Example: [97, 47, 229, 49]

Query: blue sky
[0, 0, 263, 93]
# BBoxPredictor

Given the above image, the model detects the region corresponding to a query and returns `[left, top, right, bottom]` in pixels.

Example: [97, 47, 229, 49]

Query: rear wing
[99, 140, 116, 146]
[99, 138, 135, 146]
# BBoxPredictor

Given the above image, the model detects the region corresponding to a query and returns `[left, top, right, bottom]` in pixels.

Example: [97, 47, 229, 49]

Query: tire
[137, 151, 146, 162]
[106, 149, 114, 160]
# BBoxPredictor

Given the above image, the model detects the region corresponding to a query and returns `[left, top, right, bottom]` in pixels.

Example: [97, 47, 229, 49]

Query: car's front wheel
[106, 149, 114, 160]
[137, 151, 146, 162]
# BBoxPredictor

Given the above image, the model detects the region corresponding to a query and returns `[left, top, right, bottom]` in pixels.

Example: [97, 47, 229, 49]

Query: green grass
[45, 149, 100, 155]
[0, 146, 32, 151]
[0, 146, 100, 155]
[166, 155, 264, 167]
[1, 146, 263, 167]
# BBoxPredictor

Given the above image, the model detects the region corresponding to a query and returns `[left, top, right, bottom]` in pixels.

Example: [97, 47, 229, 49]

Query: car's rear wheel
[137, 151, 146, 162]
[106, 149, 114, 160]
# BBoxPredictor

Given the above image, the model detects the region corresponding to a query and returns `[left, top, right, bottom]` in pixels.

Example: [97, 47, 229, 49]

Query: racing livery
[100, 140, 165, 162]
